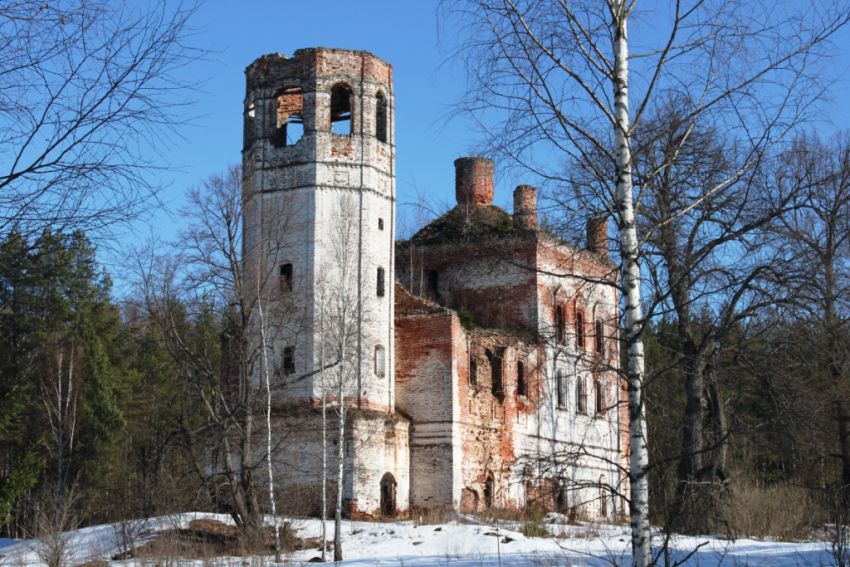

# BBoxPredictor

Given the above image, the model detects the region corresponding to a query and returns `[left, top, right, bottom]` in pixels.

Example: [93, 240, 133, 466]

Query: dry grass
[411, 506, 457, 526]
[121, 518, 318, 563]
[721, 480, 822, 540]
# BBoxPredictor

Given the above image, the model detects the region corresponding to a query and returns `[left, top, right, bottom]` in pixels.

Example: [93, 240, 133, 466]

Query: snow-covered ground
[0, 513, 838, 566]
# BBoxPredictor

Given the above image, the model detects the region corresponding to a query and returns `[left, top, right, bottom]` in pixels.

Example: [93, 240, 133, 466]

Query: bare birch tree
[134, 165, 305, 537]
[444, 1, 849, 563]
[0, 0, 202, 237]
[314, 194, 365, 562]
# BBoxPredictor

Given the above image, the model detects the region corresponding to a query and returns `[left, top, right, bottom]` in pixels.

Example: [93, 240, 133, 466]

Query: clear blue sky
[115, 0, 850, 278]
[141, 0, 485, 247]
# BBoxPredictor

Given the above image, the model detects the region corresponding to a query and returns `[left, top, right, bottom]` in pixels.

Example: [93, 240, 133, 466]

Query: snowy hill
[0, 513, 838, 566]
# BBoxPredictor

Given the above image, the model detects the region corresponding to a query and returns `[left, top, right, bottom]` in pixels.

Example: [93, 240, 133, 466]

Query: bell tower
[243, 48, 396, 411]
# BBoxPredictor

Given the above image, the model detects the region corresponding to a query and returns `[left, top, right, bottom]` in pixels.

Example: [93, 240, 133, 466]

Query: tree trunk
[610, 4, 651, 565]
[320, 307, 328, 562]
[333, 405, 345, 562]
[679, 354, 705, 483]
[258, 293, 282, 562]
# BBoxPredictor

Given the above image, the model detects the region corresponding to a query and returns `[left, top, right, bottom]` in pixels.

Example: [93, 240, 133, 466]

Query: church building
[241, 47, 628, 520]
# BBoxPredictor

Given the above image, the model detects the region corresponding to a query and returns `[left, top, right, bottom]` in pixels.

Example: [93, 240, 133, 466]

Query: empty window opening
[378, 217, 384, 230]
[576, 310, 585, 349]
[556, 305, 565, 344]
[599, 476, 608, 517]
[374, 345, 386, 378]
[556, 369, 565, 407]
[283, 346, 295, 376]
[280, 263, 293, 293]
[595, 379, 605, 415]
[595, 320, 604, 354]
[577, 377, 587, 414]
[484, 473, 495, 509]
[427, 270, 439, 299]
[556, 486, 568, 513]
[517, 360, 526, 397]
[330, 83, 353, 135]
[244, 95, 256, 149]
[469, 352, 478, 386]
[487, 349, 503, 397]
[380, 473, 397, 517]
[273, 87, 304, 147]
[377, 267, 386, 297]
[375, 91, 388, 143]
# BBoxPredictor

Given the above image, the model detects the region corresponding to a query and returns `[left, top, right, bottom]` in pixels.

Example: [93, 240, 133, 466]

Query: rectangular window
[377, 267, 386, 297]
[280, 263, 293, 293]
[595, 320, 604, 354]
[378, 218, 384, 230]
[283, 346, 295, 376]
[469, 353, 477, 386]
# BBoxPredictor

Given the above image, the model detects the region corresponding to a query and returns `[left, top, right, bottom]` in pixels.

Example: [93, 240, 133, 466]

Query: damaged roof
[407, 204, 528, 244]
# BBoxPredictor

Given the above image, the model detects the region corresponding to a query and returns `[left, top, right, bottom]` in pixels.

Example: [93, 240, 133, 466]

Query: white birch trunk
[610, 3, 651, 566]
[257, 287, 282, 563]
[320, 304, 328, 562]
[333, 375, 346, 562]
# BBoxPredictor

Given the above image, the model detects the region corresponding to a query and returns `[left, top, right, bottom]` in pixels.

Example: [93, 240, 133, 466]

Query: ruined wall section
[396, 237, 539, 332]
[265, 408, 410, 518]
[394, 285, 461, 510]
[533, 236, 627, 518]
[456, 330, 543, 512]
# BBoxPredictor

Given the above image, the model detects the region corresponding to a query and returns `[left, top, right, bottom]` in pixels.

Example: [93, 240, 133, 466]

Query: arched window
[576, 310, 585, 349]
[380, 473, 397, 517]
[577, 377, 587, 414]
[556, 305, 565, 344]
[273, 86, 304, 147]
[282, 346, 295, 376]
[244, 93, 256, 149]
[330, 83, 353, 135]
[374, 345, 386, 378]
[487, 349, 503, 397]
[377, 267, 385, 297]
[595, 319, 604, 354]
[516, 360, 526, 397]
[595, 379, 605, 415]
[279, 263, 293, 293]
[556, 368, 565, 407]
[599, 475, 608, 517]
[375, 91, 388, 142]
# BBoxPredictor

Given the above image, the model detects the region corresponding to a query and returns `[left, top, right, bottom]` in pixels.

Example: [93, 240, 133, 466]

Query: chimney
[513, 185, 537, 230]
[586, 215, 608, 258]
[454, 157, 494, 206]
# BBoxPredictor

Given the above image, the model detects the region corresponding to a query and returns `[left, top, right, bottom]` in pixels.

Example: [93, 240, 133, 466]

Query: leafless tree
[133, 165, 305, 536]
[774, 134, 850, 489]
[314, 194, 367, 562]
[444, 2, 849, 562]
[0, 0, 202, 237]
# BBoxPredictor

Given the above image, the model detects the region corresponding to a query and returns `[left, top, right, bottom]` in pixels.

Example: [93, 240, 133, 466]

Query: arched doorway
[461, 487, 479, 513]
[380, 473, 397, 517]
[483, 472, 495, 509]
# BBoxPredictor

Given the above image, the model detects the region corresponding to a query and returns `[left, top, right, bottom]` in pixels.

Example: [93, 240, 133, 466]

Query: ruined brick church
[242, 48, 628, 520]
